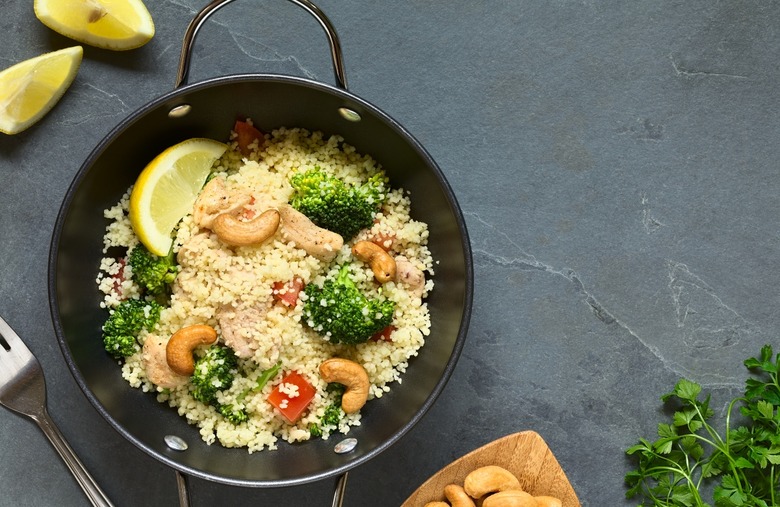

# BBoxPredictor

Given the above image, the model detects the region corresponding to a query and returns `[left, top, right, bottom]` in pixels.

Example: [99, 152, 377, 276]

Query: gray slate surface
[2, 1, 779, 505]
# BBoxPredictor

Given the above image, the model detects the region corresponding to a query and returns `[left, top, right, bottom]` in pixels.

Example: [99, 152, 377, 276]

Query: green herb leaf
[625, 345, 780, 506]
[255, 361, 282, 391]
[675, 378, 702, 402]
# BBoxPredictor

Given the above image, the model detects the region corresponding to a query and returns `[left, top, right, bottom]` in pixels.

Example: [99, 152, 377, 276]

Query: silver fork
[0, 316, 114, 507]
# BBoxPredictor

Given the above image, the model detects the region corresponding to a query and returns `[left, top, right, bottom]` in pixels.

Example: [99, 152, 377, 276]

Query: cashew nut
[165, 324, 218, 376]
[352, 240, 397, 283]
[463, 466, 522, 499]
[319, 358, 370, 413]
[423, 503, 450, 507]
[212, 208, 280, 247]
[444, 484, 476, 507]
[278, 204, 344, 262]
[533, 497, 562, 507]
[482, 490, 538, 507]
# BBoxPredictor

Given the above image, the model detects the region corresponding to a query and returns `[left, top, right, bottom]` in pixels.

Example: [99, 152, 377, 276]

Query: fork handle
[34, 408, 115, 507]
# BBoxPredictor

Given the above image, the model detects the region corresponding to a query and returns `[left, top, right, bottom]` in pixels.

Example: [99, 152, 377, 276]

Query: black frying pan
[48, 0, 472, 500]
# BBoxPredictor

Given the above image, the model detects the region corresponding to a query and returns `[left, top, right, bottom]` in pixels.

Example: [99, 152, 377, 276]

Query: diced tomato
[370, 232, 395, 251]
[370, 325, 396, 342]
[272, 277, 305, 308]
[239, 196, 257, 220]
[111, 257, 127, 296]
[268, 371, 316, 423]
[240, 208, 257, 220]
[234, 120, 264, 157]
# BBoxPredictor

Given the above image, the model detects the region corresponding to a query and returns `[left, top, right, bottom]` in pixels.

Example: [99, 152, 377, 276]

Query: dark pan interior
[48, 75, 472, 487]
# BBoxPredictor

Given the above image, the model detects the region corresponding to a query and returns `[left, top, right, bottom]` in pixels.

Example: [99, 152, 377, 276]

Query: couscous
[96, 124, 434, 452]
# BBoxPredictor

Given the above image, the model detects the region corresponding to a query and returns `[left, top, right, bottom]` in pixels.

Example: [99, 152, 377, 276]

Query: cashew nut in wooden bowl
[402, 431, 580, 507]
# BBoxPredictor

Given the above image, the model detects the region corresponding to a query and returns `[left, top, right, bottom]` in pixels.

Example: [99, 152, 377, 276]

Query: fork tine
[0, 318, 114, 506]
[0, 316, 34, 362]
[0, 350, 14, 385]
[0, 317, 35, 385]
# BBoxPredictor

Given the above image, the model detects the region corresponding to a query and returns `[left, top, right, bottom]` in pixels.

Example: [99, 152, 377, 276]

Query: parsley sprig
[625, 345, 780, 506]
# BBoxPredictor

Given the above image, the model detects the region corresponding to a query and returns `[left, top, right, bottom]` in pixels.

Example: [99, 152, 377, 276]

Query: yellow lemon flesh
[129, 139, 228, 256]
[0, 46, 82, 135]
[34, 0, 155, 51]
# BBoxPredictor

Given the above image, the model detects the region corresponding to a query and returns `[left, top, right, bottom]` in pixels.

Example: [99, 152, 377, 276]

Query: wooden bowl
[401, 431, 580, 506]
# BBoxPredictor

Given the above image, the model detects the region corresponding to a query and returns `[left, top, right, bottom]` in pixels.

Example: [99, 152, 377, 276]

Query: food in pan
[96, 121, 434, 451]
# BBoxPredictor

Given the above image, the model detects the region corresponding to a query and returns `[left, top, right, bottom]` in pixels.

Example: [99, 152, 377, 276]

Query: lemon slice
[129, 139, 228, 256]
[0, 46, 83, 135]
[34, 0, 155, 51]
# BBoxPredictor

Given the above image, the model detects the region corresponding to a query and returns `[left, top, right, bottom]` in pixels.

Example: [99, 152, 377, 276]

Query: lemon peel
[129, 138, 228, 256]
[34, 0, 155, 51]
[0, 46, 82, 135]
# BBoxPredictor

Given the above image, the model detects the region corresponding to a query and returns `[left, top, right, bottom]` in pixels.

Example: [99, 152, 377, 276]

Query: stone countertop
[1, 1, 778, 505]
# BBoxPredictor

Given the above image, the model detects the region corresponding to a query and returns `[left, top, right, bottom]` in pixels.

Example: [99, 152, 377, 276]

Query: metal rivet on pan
[168, 104, 192, 118]
[333, 437, 357, 454]
[337, 107, 361, 122]
[164, 435, 188, 451]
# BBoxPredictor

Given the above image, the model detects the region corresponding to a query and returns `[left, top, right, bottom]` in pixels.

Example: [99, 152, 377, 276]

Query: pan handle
[332, 472, 348, 507]
[171, 1, 353, 502]
[175, 0, 348, 90]
[173, 470, 348, 506]
[175, 471, 191, 507]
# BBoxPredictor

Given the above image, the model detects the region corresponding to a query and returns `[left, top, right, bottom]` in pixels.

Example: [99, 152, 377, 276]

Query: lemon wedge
[0, 46, 83, 135]
[129, 139, 228, 256]
[34, 0, 155, 51]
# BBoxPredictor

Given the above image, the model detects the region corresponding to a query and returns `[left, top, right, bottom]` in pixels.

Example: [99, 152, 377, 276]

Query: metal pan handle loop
[175, 0, 348, 90]
[171, 4, 352, 502]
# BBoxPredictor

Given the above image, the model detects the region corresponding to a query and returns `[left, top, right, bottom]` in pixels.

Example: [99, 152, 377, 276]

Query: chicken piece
[142, 335, 189, 389]
[192, 177, 252, 229]
[278, 204, 343, 262]
[395, 255, 426, 299]
[215, 302, 267, 359]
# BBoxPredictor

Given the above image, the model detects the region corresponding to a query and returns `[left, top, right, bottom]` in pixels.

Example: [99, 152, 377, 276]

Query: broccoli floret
[103, 334, 137, 358]
[321, 402, 343, 426]
[191, 345, 238, 405]
[289, 167, 387, 241]
[128, 243, 178, 298]
[218, 404, 248, 424]
[309, 423, 323, 437]
[303, 264, 395, 345]
[102, 298, 161, 358]
[309, 383, 345, 437]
